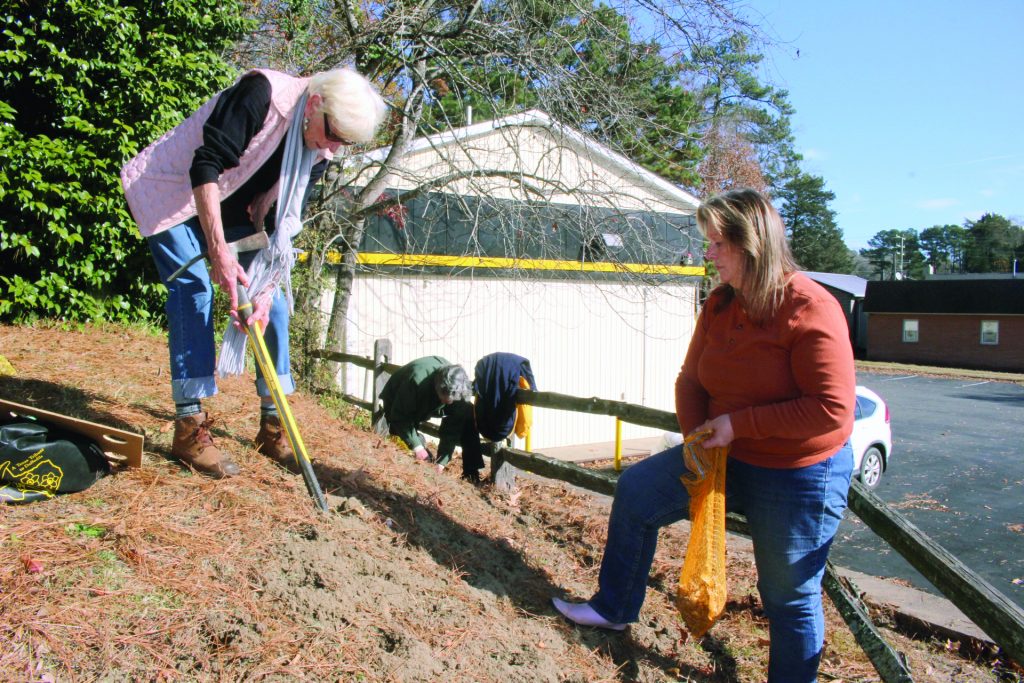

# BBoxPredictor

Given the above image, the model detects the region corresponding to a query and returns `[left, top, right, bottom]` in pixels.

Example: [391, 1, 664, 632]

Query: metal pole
[614, 417, 623, 472]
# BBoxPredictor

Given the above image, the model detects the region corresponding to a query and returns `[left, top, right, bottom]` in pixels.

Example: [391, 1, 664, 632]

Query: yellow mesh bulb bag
[675, 429, 729, 638]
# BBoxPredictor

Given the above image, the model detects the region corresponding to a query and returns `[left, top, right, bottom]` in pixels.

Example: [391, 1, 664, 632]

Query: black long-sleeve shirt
[188, 72, 326, 231]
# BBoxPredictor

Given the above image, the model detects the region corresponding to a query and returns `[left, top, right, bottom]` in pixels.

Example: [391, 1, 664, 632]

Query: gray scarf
[217, 93, 316, 377]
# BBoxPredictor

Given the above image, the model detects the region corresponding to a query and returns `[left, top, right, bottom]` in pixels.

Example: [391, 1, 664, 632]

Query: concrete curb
[836, 567, 993, 645]
[720, 530, 996, 651]
[720, 530, 995, 648]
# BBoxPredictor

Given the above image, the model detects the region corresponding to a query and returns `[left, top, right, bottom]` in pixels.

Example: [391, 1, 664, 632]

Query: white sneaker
[552, 597, 627, 631]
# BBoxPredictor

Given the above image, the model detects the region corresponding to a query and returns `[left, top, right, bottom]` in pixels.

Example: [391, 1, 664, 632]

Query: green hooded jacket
[379, 356, 469, 464]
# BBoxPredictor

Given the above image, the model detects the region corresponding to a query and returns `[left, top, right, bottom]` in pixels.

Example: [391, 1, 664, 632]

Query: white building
[329, 110, 705, 449]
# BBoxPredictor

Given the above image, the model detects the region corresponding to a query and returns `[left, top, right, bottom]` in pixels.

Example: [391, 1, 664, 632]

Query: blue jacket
[473, 353, 536, 442]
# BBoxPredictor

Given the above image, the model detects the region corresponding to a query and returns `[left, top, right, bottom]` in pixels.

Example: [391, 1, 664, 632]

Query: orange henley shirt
[675, 272, 855, 469]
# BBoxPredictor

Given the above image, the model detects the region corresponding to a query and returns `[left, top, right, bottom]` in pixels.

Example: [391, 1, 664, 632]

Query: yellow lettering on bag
[4, 447, 65, 493]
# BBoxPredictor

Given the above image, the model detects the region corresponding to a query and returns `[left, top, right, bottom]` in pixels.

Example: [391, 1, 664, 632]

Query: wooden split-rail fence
[311, 340, 1024, 682]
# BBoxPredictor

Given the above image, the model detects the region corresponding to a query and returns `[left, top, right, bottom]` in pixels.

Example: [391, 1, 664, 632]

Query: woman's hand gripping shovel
[167, 233, 329, 513]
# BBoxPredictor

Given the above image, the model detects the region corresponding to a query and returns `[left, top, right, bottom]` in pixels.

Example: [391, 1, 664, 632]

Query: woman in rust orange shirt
[553, 188, 855, 683]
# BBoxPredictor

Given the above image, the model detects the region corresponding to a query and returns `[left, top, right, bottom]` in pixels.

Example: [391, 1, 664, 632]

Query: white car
[659, 385, 893, 489]
[851, 385, 893, 489]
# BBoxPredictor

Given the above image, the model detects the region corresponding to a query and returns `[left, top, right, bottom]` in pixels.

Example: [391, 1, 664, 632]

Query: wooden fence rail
[311, 349, 399, 374]
[314, 345, 1023, 678]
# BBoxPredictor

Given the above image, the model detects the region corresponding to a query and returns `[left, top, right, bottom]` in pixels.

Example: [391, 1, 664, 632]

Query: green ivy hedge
[0, 0, 249, 323]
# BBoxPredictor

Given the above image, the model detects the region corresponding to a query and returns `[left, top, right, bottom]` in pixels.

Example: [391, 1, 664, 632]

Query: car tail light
[884, 404, 890, 423]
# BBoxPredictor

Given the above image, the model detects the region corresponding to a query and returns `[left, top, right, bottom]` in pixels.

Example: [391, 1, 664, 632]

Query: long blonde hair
[697, 188, 799, 323]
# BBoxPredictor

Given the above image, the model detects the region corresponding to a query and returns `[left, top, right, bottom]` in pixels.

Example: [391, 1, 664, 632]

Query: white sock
[552, 597, 627, 631]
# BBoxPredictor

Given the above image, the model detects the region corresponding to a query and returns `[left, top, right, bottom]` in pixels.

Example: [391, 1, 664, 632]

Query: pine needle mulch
[0, 323, 1003, 682]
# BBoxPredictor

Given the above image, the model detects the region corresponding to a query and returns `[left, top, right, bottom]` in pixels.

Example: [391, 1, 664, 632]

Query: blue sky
[739, 0, 1024, 250]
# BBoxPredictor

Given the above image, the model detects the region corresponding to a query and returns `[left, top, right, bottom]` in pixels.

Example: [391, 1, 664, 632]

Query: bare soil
[0, 323, 1013, 682]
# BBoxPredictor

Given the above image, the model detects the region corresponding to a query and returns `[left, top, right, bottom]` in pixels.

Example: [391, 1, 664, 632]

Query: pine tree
[776, 172, 853, 273]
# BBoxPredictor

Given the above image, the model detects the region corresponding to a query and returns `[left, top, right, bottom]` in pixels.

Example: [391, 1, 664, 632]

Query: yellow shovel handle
[238, 291, 328, 512]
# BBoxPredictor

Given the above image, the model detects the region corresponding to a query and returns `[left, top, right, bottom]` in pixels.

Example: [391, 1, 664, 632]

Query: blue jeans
[147, 218, 294, 404]
[590, 442, 853, 683]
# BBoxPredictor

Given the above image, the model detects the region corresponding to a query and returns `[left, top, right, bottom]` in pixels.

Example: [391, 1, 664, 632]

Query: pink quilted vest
[121, 69, 316, 237]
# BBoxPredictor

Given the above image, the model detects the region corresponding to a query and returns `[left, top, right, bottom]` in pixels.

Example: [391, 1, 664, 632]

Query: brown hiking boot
[171, 412, 240, 478]
[255, 415, 299, 472]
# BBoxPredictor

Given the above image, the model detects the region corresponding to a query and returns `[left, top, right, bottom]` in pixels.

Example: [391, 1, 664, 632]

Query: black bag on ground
[0, 419, 110, 504]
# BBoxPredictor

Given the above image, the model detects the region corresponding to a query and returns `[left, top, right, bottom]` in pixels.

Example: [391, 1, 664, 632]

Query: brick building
[864, 278, 1024, 372]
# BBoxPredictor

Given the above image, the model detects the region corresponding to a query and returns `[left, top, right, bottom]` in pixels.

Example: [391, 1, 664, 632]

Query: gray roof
[354, 109, 701, 215]
[803, 272, 867, 298]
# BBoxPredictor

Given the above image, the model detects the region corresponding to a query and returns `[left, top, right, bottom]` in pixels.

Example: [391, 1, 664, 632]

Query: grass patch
[856, 359, 1024, 384]
[66, 523, 106, 539]
[132, 587, 185, 610]
[318, 391, 372, 429]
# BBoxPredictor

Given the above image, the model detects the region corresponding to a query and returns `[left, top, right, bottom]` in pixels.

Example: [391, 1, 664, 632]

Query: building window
[981, 320, 999, 345]
[902, 319, 919, 343]
[581, 233, 622, 261]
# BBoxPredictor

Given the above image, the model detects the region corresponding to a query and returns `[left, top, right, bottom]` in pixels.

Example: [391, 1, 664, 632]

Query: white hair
[308, 68, 388, 143]
[434, 364, 472, 402]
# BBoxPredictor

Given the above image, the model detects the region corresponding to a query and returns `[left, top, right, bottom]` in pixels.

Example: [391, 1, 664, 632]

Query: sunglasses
[323, 112, 354, 145]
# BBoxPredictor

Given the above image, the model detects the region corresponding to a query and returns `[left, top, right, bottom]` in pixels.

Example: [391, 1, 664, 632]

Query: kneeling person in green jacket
[379, 356, 482, 480]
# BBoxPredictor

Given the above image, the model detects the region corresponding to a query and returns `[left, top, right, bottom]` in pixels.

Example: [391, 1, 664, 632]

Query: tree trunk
[325, 225, 362, 385]
[320, 67, 427, 387]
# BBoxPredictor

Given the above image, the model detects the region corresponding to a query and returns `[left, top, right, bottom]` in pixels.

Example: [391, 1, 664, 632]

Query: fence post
[371, 338, 392, 435]
[490, 448, 519, 494]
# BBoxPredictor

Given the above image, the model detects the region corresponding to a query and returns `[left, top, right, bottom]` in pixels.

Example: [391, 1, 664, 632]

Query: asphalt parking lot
[830, 371, 1024, 610]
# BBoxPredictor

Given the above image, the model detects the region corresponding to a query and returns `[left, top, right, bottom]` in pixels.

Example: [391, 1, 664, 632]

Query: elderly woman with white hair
[121, 67, 388, 478]
[378, 356, 483, 481]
